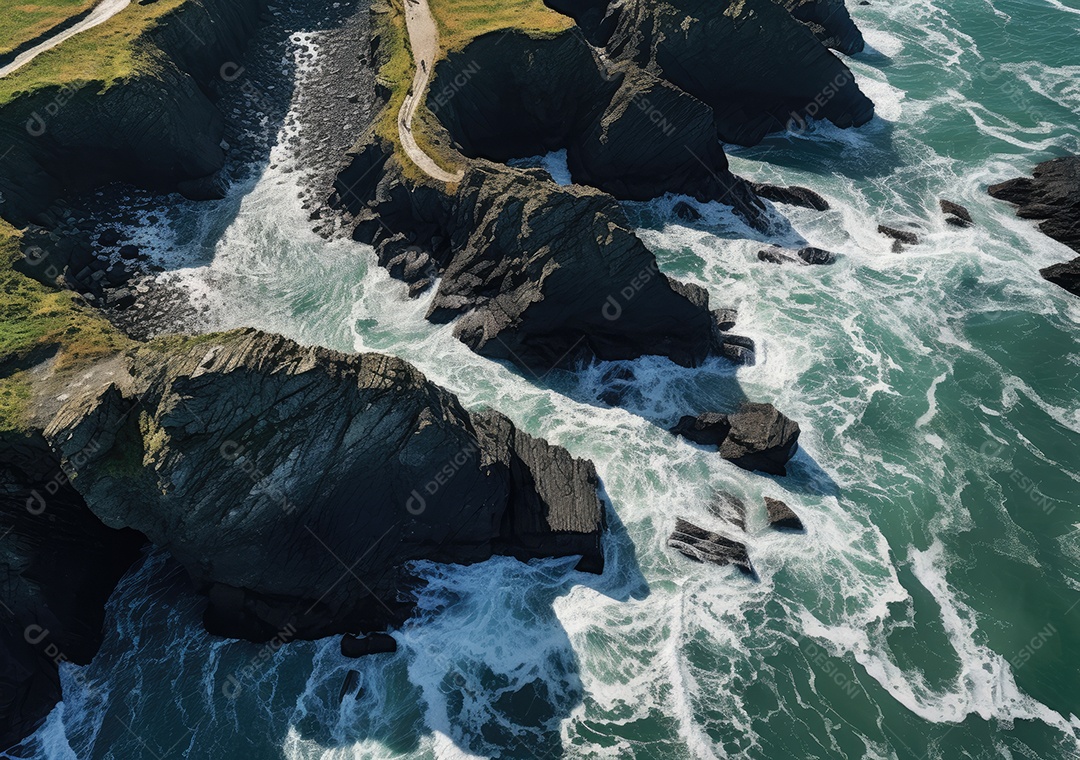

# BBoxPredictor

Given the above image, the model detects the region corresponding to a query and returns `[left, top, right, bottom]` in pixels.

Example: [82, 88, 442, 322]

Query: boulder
[878, 225, 920, 246]
[721, 403, 801, 475]
[764, 497, 804, 531]
[751, 182, 830, 211]
[939, 199, 973, 227]
[797, 246, 838, 265]
[670, 403, 800, 475]
[667, 518, 755, 577]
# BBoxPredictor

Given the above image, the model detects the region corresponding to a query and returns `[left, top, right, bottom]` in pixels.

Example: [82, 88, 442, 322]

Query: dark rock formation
[939, 199, 973, 228]
[721, 403, 801, 475]
[341, 633, 397, 658]
[671, 413, 731, 446]
[667, 518, 755, 576]
[0, 0, 267, 227]
[0, 436, 144, 750]
[757, 246, 837, 265]
[751, 182, 831, 211]
[671, 403, 801, 475]
[334, 141, 752, 372]
[797, 246, 838, 265]
[1039, 258, 1080, 297]
[989, 157, 1080, 296]
[430, 31, 765, 223]
[672, 201, 702, 221]
[42, 330, 606, 642]
[593, 0, 874, 145]
[878, 225, 920, 246]
[764, 496, 804, 531]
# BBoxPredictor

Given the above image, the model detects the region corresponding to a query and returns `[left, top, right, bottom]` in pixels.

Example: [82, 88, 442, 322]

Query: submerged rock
[765, 497, 805, 531]
[668, 518, 756, 577]
[708, 491, 748, 531]
[671, 403, 801, 475]
[878, 225, 920, 246]
[338, 669, 362, 703]
[758, 246, 837, 265]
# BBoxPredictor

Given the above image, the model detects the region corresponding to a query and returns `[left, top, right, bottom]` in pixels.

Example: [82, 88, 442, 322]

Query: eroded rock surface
[43, 330, 605, 641]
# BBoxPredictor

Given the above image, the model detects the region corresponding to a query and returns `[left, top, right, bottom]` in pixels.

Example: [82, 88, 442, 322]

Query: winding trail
[0, 0, 131, 79]
[398, 0, 464, 183]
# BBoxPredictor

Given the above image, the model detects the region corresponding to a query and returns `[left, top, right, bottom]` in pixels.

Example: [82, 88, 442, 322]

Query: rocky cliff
[0, 435, 144, 750]
[553, 0, 873, 145]
[42, 330, 605, 641]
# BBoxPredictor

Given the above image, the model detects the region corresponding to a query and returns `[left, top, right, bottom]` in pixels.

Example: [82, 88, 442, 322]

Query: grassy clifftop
[428, 0, 574, 52]
[0, 0, 188, 106]
[0, 0, 99, 57]
[0, 222, 130, 433]
[370, 0, 572, 183]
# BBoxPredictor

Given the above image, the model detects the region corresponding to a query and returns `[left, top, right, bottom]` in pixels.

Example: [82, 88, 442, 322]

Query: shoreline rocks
[667, 518, 756, 577]
[989, 156, 1080, 296]
[765, 497, 805, 531]
[671, 402, 801, 475]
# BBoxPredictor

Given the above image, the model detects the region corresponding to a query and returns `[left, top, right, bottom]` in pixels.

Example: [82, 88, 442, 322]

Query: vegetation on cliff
[0, 0, 189, 105]
[0, 221, 130, 433]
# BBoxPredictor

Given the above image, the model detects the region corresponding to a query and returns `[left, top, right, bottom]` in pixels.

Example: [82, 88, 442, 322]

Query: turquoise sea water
[12, 0, 1080, 758]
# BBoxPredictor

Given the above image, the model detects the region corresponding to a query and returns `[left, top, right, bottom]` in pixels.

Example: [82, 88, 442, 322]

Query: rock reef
[989, 156, 1080, 296]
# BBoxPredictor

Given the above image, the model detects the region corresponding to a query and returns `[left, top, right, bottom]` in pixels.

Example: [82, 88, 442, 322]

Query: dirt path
[0, 0, 131, 79]
[398, 0, 464, 184]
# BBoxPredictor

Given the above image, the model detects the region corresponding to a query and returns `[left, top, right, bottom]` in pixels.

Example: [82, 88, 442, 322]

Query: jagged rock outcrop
[765, 496, 804, 531]
[940, 199, 974, 228]
[431, 31, 764, 221]
[0, 436, 144, 750]
[0, 0, 267, 226]
[671, 402, 801, 475]
[564, 0, 873, 145]
[334, 141, 753, 372]
[667, 518, 755, 576]
[757, 246, 837, 265]
[989, 156, 1080, 296]
[42, 330, 605, 642]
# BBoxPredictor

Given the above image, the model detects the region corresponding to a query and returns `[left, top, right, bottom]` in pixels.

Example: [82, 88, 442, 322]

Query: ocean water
[11, 0, 1080, 757]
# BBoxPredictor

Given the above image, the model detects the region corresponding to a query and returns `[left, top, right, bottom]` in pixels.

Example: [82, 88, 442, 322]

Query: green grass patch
[0, 220, 131, 432]
[0, 0, 100, 57]
[428, 0, 574, 52]
[0, 0, 188, 106]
